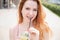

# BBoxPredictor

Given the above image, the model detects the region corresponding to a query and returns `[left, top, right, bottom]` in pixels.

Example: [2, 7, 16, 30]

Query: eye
[26, 7, 30, 10]
[33, 9, 37, 11]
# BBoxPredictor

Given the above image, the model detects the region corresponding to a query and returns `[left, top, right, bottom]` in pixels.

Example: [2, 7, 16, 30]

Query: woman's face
[21, 0, 38, 22]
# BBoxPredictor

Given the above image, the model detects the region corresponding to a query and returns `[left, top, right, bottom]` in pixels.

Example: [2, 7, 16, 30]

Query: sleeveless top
[13, 24, 30, 40]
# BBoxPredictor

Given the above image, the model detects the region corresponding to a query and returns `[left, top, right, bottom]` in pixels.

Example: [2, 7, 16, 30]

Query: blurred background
[0, 0, 19, 8]
[0, 0, 60, 16]
[0, 0, 60, 40]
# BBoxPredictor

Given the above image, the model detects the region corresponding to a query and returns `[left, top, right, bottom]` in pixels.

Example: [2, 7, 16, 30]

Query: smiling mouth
[27, 16, 33, 20]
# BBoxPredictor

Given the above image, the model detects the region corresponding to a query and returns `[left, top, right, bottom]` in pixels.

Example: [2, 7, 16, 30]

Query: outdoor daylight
[0, 0, 60, 40]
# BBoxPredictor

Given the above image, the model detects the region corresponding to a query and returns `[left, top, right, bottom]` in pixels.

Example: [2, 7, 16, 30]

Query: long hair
[18, 0, 52, 40]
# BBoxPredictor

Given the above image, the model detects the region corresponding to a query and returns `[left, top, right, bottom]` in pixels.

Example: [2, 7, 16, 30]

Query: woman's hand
[29, 27, 39, 40]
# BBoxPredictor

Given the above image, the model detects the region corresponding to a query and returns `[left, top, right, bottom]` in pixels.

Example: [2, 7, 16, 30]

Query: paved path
[43, 6, 60, 40]
[0, 7, 60, 40]
[0, 9, 18, 40]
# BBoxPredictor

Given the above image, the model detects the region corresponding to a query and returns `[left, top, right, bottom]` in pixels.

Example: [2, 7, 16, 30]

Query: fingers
[29, 27, 39, 35]
[28, 27, 39, 40]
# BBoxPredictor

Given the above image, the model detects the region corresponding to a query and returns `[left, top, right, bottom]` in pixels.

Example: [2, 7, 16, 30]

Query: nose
[29, 10, 34, 16]
[29, 11, 34, 17]
[29, 10, 33, 15]
[27, 11, 34, 19]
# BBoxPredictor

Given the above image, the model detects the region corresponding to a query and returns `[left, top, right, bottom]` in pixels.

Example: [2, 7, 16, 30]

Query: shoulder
[9, 24, 19, 34]
[9, 24, 19, 40]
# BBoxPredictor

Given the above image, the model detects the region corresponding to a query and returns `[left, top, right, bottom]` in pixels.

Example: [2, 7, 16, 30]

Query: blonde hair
[18, 0, 52, 40]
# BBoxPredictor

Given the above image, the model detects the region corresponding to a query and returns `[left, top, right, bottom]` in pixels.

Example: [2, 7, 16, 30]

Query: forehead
[23, 0, 37, 8]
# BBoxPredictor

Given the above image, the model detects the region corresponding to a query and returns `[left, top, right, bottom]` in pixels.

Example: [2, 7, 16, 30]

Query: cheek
[32, 12, 37, 21]
[23, 11, 29, 17]
[34, 12, 37, 18]
[35, 13, 37, 17]
[22, 10, 27, 17]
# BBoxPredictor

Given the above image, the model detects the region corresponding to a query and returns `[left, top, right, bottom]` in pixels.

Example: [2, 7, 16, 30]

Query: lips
[27, 16, 33, 20]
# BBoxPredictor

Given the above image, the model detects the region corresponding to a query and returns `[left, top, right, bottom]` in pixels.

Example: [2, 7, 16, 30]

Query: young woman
[10, 0, 52, 40]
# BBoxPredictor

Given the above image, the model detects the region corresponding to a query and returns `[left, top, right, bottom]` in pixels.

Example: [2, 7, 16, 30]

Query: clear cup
[20, 31, 30, 40]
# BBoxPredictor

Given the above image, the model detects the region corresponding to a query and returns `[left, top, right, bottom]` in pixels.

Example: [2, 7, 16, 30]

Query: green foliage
[42, 3, 60, 17]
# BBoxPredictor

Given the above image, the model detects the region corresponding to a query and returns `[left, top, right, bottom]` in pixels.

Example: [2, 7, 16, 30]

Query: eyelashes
[26, 8, 30, 10]
[33, 9, 37, 11]
[25, 7, 37, 11]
